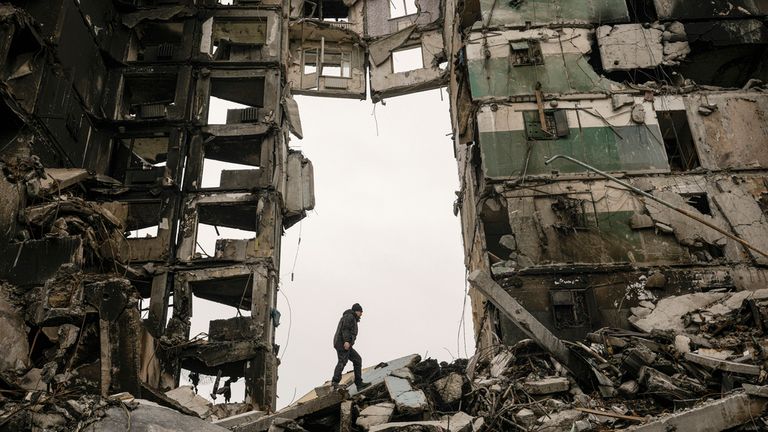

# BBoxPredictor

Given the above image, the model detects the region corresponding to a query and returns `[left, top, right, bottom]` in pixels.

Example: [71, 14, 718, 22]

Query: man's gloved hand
[344, 342, 351, 350]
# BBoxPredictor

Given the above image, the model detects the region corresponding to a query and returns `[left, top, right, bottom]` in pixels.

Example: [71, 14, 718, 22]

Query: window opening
[201, 159, 257, 188]
[392, 47, 423, 73]
[682, 193, 711, 215]
[122, 74, 177, 119]
[523, 110, 569, 140]
[658, 110, 699, 172]
[131, 22, 183, 61]
[509, 40, 543, 66]
[207, 77, 265, 125]
[303, 0, 350, 19]
[481, 198, 512, 261]
[208, 19, 268, 61]
[111, 135, 170, 183]
[128, 225, 159, 239]
[390, 0, 417, 18]
[195, 223, 254, 258]
[550, 290, 590, 328]
[321, 51, 352, 78]
[551, 197, 594, 232]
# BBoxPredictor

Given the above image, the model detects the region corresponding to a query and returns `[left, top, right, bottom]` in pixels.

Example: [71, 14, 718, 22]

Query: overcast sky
[189, 88, 473, 408]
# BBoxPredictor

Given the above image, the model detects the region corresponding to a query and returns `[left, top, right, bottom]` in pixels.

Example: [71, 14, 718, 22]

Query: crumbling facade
[3, 0, 768, 429]
[0, 0, 315, 418]
[445, 0, 768, 347]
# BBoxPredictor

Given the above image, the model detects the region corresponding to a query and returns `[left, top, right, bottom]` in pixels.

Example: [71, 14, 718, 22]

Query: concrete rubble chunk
[268, 418, 308, 431]
[0, 295, 30, 374]
[356, 402, 395, 430]
[433, 372, 464, 404]
[625, 393, 768, 432]
[391, 367, 415, 381]
[630, 306, 652, 319]
[499, 234, 517, 251]
[212, 410, 267, 428]
[743, 384, 768, 398]
[84, 399, 231, 432]
[522, 377, 570, 395]
[369, 412, 474, 432]
[515, 408, 536, 427]
[632, 290, 768, 333]
[344, 354, 421, 396]
[18, 368, 47, 391]
[165, 385, 213, 419]
[4, 0, 768, 431]
[384, 376, 429, 414]
[684, 352, 762, 375]
[618, 380, 639, 396]
[340, 401, 353, 432]
[537, 409, 585, 432]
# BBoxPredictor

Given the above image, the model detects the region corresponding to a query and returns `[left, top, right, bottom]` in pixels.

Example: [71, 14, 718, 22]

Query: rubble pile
[229, 290, 768, 432]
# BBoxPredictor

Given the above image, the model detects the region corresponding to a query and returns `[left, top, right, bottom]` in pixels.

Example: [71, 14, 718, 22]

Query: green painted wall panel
[480, 125, 669, 178]
[468, 55, 612, 98]
[479, 0, 629, 28]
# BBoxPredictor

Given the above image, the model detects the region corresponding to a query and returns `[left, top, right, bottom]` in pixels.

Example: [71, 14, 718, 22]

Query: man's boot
[355, 381, 371, 390]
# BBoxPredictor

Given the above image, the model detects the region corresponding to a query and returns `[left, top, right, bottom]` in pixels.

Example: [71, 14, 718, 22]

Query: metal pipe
[544, 154, 768, 259]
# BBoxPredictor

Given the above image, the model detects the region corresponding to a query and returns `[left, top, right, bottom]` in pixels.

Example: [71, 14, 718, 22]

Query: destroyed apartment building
[2, 0, 768, 430]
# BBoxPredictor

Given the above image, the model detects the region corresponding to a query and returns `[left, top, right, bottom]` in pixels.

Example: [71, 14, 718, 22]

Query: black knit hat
[351, 303, 363, 312]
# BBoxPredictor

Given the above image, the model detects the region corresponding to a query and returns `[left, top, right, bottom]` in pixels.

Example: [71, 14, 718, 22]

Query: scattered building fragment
[217, 290, 768, 430]
[3, 0, 768, 430]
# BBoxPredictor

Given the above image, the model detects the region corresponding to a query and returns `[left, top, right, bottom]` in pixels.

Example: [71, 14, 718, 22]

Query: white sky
[189, 89, 473, 408]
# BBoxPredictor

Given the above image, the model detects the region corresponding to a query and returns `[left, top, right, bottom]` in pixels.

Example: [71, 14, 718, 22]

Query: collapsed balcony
[104, 65, 193, 122]
[198, 10, 281, 63]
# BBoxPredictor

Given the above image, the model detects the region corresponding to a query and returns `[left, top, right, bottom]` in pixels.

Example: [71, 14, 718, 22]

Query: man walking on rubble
[331, 303, 370, 390]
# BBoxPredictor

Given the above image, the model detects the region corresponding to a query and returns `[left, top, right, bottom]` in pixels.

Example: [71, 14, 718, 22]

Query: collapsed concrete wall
[0, 0, 315, 422]
[445, 0, 768, 350]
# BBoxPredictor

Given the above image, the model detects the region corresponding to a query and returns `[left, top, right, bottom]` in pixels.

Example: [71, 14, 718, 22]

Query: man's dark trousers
[332, 347, 362, 384]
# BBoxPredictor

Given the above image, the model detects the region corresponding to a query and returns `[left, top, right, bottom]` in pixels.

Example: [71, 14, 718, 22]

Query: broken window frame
[550, 196, 596, 232]
[523, 110, 569, 140]
[127, 21, 187, 62]
[657, 110, 700, 172]
[550, 289, 590, 329]
[391, 45, 424, 73]
[303, 48, 353, 79]
[301, 0, 351, 20]
[202, 16, 270, 61]
[389, 0, 418, 19]
[509, 40, 543, 67]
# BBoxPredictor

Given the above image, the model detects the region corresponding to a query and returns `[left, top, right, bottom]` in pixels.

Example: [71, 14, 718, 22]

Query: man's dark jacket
[333, 309, 359, 349]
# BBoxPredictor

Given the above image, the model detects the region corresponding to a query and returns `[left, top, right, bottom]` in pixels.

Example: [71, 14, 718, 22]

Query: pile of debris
[224, 288, 768, 432]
